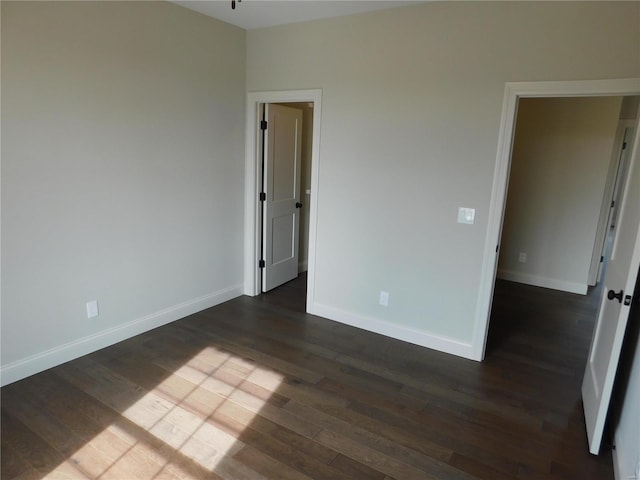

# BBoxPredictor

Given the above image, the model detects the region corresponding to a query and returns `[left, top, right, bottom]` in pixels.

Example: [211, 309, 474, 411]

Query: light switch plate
[379, 291, 389, 306]
[457, 207, 475, 225]
[86, 300, 99, 319]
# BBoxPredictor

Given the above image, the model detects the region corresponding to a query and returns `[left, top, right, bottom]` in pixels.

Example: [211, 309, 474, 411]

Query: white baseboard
[308, 302, 475, 360]
[0, 284, 243, 387]
[497, 269, 588, 295]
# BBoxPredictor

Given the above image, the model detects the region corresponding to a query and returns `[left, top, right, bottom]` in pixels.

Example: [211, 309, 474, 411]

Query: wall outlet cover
[457, 207, 475, 225]
[379, 291, 389, 306]
[86, 300, 99, 319]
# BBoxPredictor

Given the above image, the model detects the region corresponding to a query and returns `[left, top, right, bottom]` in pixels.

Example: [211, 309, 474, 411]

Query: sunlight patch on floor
[56, 346, 285, 480]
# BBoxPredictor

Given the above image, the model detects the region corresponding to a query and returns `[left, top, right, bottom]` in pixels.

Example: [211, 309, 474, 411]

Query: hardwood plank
[314, 428, 475, 480]
[285, 401, 458, 476]
[314, 370, 426, 412]
[298, 400, 453, 462]
[351, 402, 523, 477]
[231, 446, 315, 480]
[0, 410, 70, 477]
[230, 424, 351, 480]
[175, 321, 325, 385]
[2, 380, 86, 458]
[1, 441, 41, 480]
[329, 454, 388, 480]
[449, 452, 519, 480]
[208, 397, 339, 464]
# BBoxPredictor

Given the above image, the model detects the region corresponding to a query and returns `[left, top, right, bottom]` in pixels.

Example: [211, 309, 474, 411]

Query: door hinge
[624, 295, 632, 306]
[259, 192, 266, 202]
[258, 259, 265, 268]
[600, 256, 604, 263]
[611, 200, 615, 208]
[260, 120, 268, 130]
[496, 244, 499, 253]
[622, 141, 627, 150]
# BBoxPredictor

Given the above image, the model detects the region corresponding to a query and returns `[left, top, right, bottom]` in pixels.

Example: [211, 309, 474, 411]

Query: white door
[582, 125, 640, 455]
[262, 104, 303, 292]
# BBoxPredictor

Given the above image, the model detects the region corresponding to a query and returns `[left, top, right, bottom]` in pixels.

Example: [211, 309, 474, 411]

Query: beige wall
[1, 1, 246, 382]
[247, 1, 640, 347]
[498, 97, 622, 293]
[2, 0, 640, 379]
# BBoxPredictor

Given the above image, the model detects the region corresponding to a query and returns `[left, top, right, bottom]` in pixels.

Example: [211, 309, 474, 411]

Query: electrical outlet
[86, 300, 99, 319]
[519, 252, 527, 263]
[379, 291, 389, 307]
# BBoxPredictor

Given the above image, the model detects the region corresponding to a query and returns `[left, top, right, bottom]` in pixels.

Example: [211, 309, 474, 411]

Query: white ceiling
[172, 1, 424, 30]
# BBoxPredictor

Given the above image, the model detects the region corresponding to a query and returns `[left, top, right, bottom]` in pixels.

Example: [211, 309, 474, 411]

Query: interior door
[582, 123, 640, 455]
[262, 104, 303, 292]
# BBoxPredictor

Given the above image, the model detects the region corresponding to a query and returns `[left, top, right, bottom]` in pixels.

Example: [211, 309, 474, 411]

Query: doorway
[472, 79, 640, 361]
[260, 102, 313, 292]
[495, 96, 627, 296]
[472, 79, 640, 456]
[484, 96, 636, 378]
[243, 90, 322, 305]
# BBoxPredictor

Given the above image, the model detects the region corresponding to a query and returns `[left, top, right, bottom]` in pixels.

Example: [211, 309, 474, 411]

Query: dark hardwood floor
[1, 276, 614, 479]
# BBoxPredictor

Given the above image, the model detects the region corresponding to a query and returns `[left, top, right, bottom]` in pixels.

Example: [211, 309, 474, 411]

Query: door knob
[295, 202, 303, 209]
[607, 289, 623, 303]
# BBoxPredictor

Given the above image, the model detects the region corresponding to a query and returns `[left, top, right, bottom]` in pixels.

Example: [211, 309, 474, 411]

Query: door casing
[473, 78, 640, 361]
[244, 89, 322, 304]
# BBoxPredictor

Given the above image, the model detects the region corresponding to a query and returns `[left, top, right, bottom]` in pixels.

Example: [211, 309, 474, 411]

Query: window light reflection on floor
[52, 346, 285, 479]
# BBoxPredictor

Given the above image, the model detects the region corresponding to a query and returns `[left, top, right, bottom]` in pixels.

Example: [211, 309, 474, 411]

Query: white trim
[0, 284, 243, 387]
[309, 302, 474, 360]
[244, 89, 322, 312]
[612, 448, 622, 480]
[472, 78, 640, 361]
[497, 269, 588, 295]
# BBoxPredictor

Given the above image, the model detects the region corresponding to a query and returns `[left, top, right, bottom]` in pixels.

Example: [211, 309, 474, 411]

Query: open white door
[582, 123, 640, 455]
[261, 104, 303, 292]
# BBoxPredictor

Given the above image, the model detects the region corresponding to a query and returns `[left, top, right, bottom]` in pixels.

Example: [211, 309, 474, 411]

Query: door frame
[244, 89, 322, 302]
[472, 78, 640, 361]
